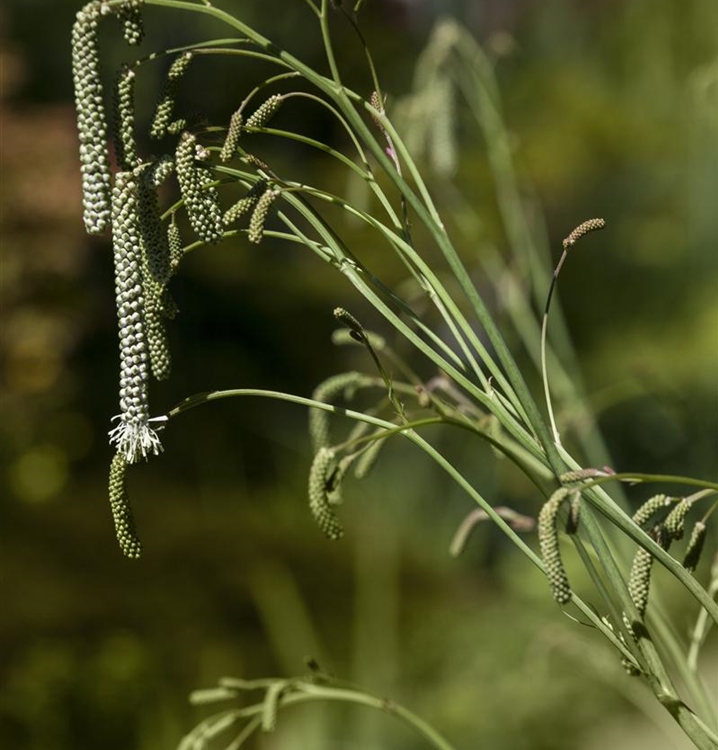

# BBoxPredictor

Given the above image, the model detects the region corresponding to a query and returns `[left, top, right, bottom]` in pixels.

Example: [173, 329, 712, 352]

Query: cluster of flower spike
[626, 493, 707, 618]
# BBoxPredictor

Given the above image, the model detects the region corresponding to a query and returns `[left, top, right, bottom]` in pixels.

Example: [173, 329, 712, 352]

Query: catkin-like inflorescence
[136, 163, 174, 380]
[559, 468, 609, 483]
[628, 547, 653, 618]
[538, 488, 572, 605]
[175, 131, 224, 244]
[683, 522, 706, 574]
[116, 0, 145, 45]
[261, 682, 285, 733]
[628, 525, 668, 618]
[108, 171, 162, 462]
[632, 494, 675, 527]
[113, 64, 139, 170]
[168, 220, 183, 268]
[245, 95, 283, 129]
[563, 218, 606, 249]
[566, 490, 581, 534]
[224, 177, 269, 226]
[309, 371, 367, 451]
[664, 497, 692, 541]
[159, 286, 178, 320]
[144, 290, 171, 380]
[137, 164, 171, 286]
[150, 52, 194, 140]
[220, 110, 244, 162]
[223, 196, 257, 226]
[369, 90, 391, 140]
[333, 307, 366, 342]
[248, 187, 280, 244]
[370, 90, 384, 117]
[72, 1, 112, 234]
[109, 451, 142, 558]
[354, 433, 386, 479]
[308, 447, 344, 540]
[150, 154, 175, 186]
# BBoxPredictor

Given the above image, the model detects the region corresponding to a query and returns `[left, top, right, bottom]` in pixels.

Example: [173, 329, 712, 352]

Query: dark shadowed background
[1, 1, 716, 749]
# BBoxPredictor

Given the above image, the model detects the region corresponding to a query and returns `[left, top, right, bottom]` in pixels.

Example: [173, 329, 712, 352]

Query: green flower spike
[353, 433, 386, 479]
[562, 218, 606, 249]
[245, 94, 283, 129]
[168, 219, 183, 268]
[248, 186, 280, 244]
[220, 110, 244, 162]
[108, 171, 163, 462]
[113, 64, 139, 170]
[109, 451, 142, 559]
[664, 497, 692, 541]
[628, 525, 669, 618]
[150, 154, 175, 186]
[116, 0, 145, 46]
[175, 131, 224, 244]
[538, 488, 577, 605]
[683, 522, 706, 574]
[308, 447, 344, 540]
[72, 1, 111, 234]
[150, 52, 194, 140]
[309, 371, 368, 451]
[632, 494, 676, 527]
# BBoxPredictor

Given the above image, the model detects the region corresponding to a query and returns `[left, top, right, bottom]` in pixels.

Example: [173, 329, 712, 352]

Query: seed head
[683, 522, 706, 574]
[150, 154, 175, 186]
[108, 171, 163, 462]
[632, 494, 676, 527]
[224, 196, 257, 227]
[308, 447, 344, 540]
[72, 1, 111, 234]
[168, 220, 183, 268]
[563, 218, 606, 250]
[248, 186, 280, 244]
[309, 371, 368, 451]
[354, 433, 386, 479]
[664, 497, 693, 541]
[175, 131, 224, 244]
[116, 0, 145, 46]
[109, 452, 142, 558]
[627, 525, 668, 618]
[538, 488, 573, 605]
[220, 110, 244, 162]
[245, 95, 283, 129]
[113, 64, 139, 170]
[150, 52, 194, 140]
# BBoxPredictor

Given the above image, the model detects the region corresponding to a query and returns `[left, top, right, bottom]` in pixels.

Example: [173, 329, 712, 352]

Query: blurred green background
[1, 1, 716, 748]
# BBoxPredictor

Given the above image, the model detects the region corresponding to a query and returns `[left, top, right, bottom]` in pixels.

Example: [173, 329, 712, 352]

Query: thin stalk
[688, 556, 718, 673]
[541, 249, 565, 445]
